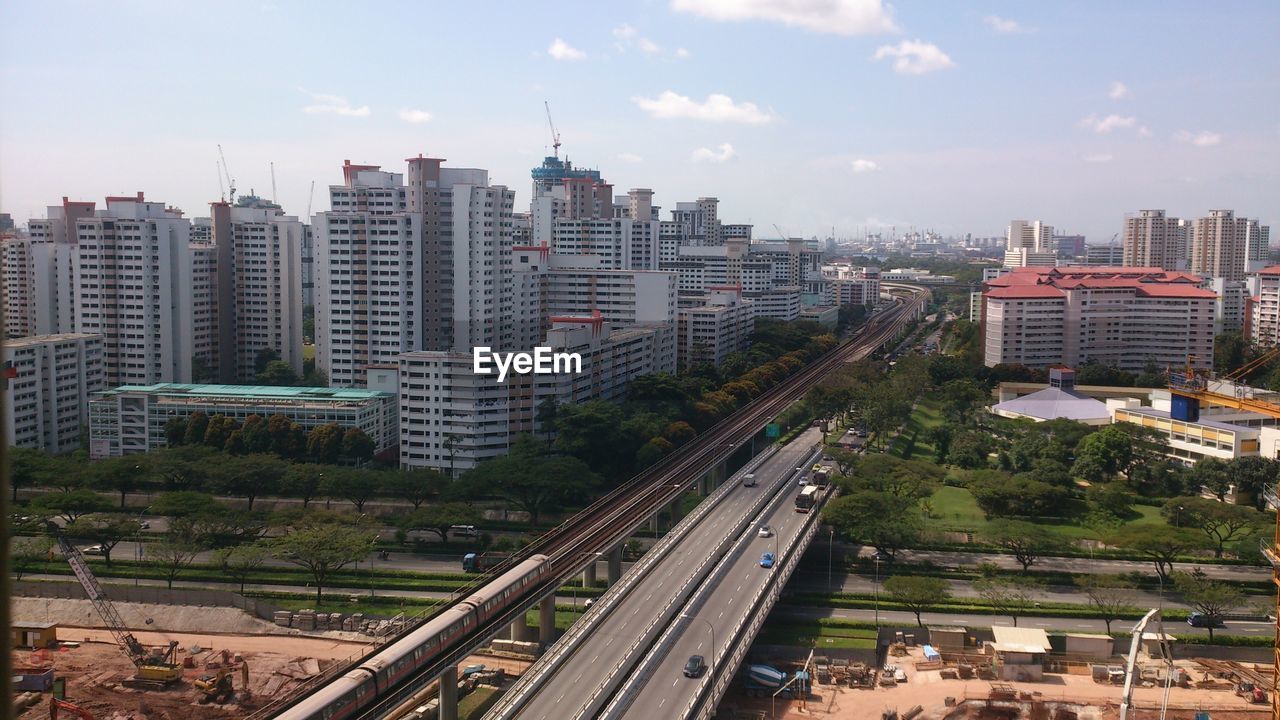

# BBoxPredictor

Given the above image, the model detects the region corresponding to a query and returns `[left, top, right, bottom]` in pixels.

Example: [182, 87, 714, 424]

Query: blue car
[759, 552, 775, 569]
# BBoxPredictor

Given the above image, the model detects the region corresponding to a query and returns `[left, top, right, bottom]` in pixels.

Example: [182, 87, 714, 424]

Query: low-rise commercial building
[87, 383, 397, 459]
[3, 333, 104, 453]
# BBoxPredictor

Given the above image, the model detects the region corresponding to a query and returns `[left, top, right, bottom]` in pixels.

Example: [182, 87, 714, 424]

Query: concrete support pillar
[539, 597, 556, 644]
[582, 560, 597, 589]
[648, 514, 659, 534]
[439, 665, 458, 720]
[669, 498, 683, 525]
[607, 545, 623, 585]
[697, 473, 710, 496]
[509, 612, 529, 642]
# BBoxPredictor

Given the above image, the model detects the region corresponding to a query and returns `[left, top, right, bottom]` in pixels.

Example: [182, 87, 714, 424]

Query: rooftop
[991, 386, 1112, 422]
[94, 383, 392, 401]
[1118, 405, 1252, 434]
[4, 333, 102, 347]
[990, 626, 1051, 653]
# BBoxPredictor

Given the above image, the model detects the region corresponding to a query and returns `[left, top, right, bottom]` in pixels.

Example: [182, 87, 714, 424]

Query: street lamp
[873, 554, 881, 628]
[680, 612, 715, 674]
[827, 527, 834, 592]
[134, 504, 153, 587]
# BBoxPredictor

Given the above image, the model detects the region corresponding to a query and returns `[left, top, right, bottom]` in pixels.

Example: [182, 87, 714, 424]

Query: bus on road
[795, 485, 820, 513]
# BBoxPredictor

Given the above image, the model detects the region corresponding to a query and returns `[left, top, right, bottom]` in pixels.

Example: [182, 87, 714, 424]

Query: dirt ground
[12, 626, 531, 720]
[718, 647, 1271, 720]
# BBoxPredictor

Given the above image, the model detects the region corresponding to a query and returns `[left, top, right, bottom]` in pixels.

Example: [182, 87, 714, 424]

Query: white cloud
[691, 143, 736, 163]
[398, 109, 433, 124]
[612, 24, 637, 41]
[1175, 129, 1223, 147]
[871, 40, 954, 75]
[638, 37, 662, 54]
[676, 47, 690, 58]
[300, 90, 370, 117]
[548, 38, 586, 61]
[1079, 113, 1137, 134]
[983, 15, 1024, 33]
[1083, 153, 1113, 164]
[1108, 81, 1131, 100]
[850, 158, 880, 173]
[671, 0, 897, 35]
[616, 152, 644, 163]
[1138, 126, 1152, 138]
[613, 24, 673, 57]
[632, 91, 775, 124]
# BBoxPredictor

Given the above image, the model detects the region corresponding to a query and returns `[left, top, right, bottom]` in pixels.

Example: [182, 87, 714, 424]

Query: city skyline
[2, 1, 1276, 241]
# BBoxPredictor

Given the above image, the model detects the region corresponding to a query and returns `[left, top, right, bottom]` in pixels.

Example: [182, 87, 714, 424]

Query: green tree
[306, 422, 344, 464]
[256, 359, 299, 386]
[400, 503, 482, 546]
[163, 417, 188, 447]
[321, 469, 380, 513]
[253, 347, 282, 375]
[823, 490, 922, 560]
[1172, 569, 1244, 641]
[969, 470, 1067, 519]
[1110, 525, 1208, 582]
[184, 411, 210, 445]
[341, 427, 376, 463]
[280, 464, 325, 507]
[89, 455, 153, 509]
[13, 536, 54, 581]
[267, 414, 306, 459]
[1071, 425, 1134, 482]
[211, 454, 286, 510]
[216, 544, 269, 594]
[384, 469, 446, 510]
[149, 536, 202, 589]
[463, 436, 600, 525]
[271, 520, 376, 603]
[1074, 574, 1138, 634]
[65, 513, 142, 567]
[1214, 331, 1247, 374]
[151, 491, 221, 518]
[9, 447, 64, 501]
[30, 489, 111, 523]
[946, 431, 989, 469]
[203, 413, 237, 449]
[1225, 456, 1280, 507]
[883, 575, 951, 627]
[1191, 457, 1233, 501]
[974, 576, 1040, 627]
[1161, 496, 1261, 558]
[983, 520, 1055, 573]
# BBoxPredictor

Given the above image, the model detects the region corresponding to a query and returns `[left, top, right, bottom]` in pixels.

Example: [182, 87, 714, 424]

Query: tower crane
[773, 224, 789, 241]
[48, 523, 182, 688]
[217, 144, 237, 205]
[544, 101, 562, 158]
[306, 180, 316, 218]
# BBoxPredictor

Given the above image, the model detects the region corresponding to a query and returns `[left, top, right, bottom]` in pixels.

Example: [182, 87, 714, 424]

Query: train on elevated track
[277, 555, 550, 720]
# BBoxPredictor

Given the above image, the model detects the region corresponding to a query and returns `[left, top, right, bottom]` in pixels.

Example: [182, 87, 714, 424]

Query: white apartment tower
[1, 235, 34, 338]
[1007, 220, 1054, 252]
[1189, 210, 1270, 282]
[1122, 209, 1186, 270]
[4, 333, 105, 453]
[672, 197, 721, 246]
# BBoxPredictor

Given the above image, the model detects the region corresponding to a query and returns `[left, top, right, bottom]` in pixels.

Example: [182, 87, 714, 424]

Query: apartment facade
[87, 383, 396, 459]
[1189, 209, 1270, 282]
[3, 333, 105, 453]
[1251, 266, 1280, 348]
[981, 267, 1215, 372]
[677, 288, 755, 368]
[1122, 209, 1186, 271]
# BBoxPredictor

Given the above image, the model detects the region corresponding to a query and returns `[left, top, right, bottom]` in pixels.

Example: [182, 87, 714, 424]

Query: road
[507, 431, 820, 720]
[772, 606, 1276, 638]
[614, 438, 818, 718]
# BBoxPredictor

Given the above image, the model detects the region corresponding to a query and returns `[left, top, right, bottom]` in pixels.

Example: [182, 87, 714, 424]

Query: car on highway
[683, 655, 706, 678]
[742, 473, 757, 487]
[759, 552, 775, 569]
[79, 545, 105, 555]
[1186, 612, 1225, 628]
[757, 526, 772, 538]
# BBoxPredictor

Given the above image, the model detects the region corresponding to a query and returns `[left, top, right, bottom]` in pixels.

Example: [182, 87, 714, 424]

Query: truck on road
[462, 552, 511, 573]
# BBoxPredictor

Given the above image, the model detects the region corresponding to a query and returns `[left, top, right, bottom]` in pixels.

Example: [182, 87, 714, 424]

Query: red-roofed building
[981, 266, 1215, 371]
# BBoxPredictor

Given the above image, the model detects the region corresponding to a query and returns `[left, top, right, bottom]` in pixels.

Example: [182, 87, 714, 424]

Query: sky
[1, 0, 1277, 241]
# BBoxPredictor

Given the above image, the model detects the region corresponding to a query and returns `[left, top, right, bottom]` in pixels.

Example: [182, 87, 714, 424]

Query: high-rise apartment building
[1189, 209, 1270, 282]
[1006, 220, 1054, 252]
[981, 267, 1215, 371]
[1122, 210, 1186, 270]
[671, 197, 721, 246]
[1250, 266, 1280, 348]
[677, 288, 755, 368]
[1, 235, 34, 338]
[4, 333, 105, 453]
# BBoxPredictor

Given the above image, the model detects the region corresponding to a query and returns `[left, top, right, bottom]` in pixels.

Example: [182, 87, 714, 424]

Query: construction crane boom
[773, 223, 788, 241]
[217, 144, 236, 204]
[544, 101, 562, 158]
[1119, 608, 1170, 720]
[306, 180, 315, 218]
[270, 162, 278, 205]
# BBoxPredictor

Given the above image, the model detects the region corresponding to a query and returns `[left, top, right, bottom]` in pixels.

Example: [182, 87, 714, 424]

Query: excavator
[193, 659, 249, 704]
[48, 523, 183, 688]
[49, 698, 94, 719]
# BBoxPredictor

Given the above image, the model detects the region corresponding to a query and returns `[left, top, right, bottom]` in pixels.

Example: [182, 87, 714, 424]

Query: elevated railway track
[261, 284, 930, 720]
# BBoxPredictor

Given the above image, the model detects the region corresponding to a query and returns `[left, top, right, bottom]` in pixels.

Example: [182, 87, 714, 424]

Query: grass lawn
[756, 622, 878, 650]
[459, 686, 500, 719]
[928, 485, 1171, 543]
[303, 343, 315, 361]
[892, 396, 944, 463]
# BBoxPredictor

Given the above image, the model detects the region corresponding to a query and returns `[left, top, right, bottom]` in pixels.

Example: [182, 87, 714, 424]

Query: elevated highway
[264, 285, 929, 720]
